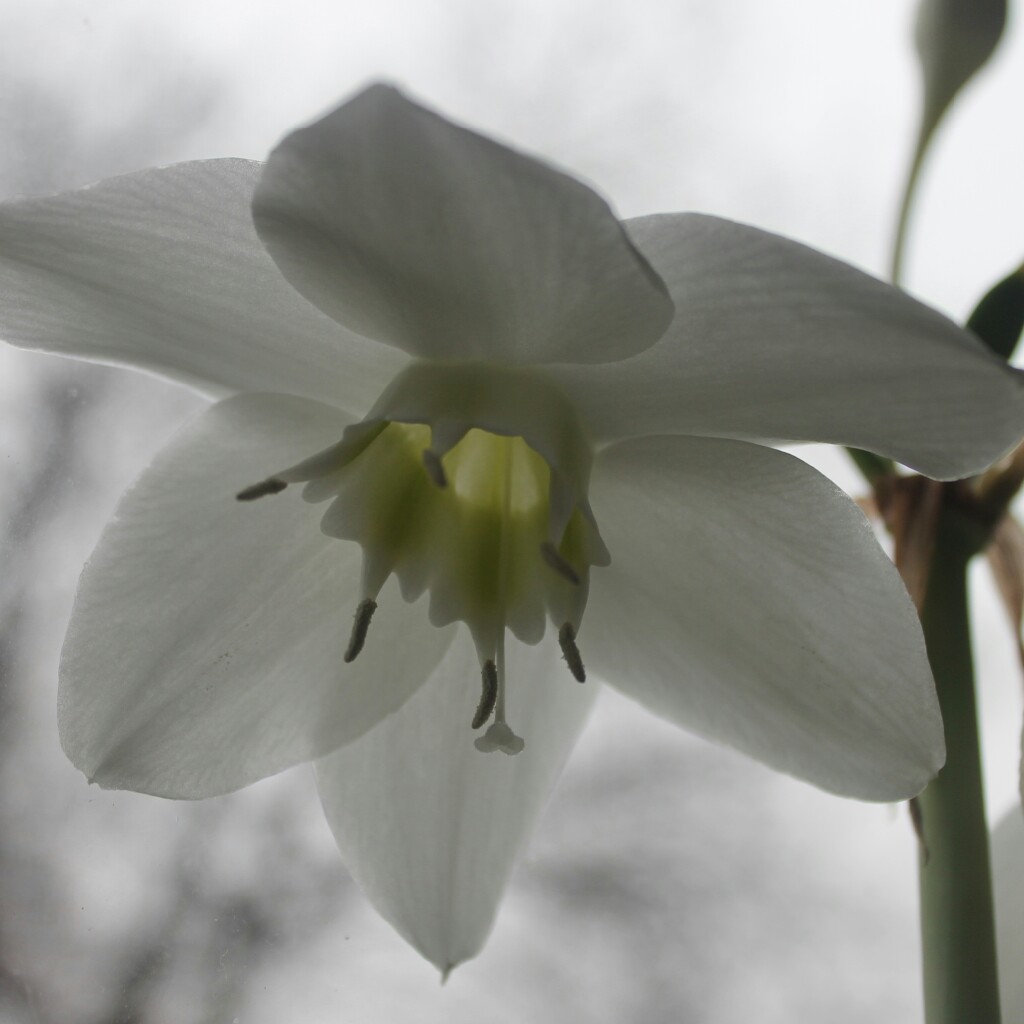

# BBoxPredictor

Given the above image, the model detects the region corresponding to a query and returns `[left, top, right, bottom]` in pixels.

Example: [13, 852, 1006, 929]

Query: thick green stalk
[917, 506, 1000, 1024]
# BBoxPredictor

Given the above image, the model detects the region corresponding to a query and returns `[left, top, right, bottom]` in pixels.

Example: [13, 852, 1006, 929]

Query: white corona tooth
[277, 439, 351, 482]
[547, 473, 576, 542]
[581, 503, 612, 567]
[301, 468, 348, 503]
[359, 547, 397, 601]
[540, 541, 581, 585]
[279, 421, 389, 485]
[421, 448, 448, 488]
[429, 420, 470, 456]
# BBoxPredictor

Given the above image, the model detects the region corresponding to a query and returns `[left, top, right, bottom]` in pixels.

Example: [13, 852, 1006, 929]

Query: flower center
[237, 362, 608, 753]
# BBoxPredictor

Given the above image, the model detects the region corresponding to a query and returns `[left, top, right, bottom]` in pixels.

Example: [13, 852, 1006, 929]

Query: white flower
[1, 84, 1022, 971]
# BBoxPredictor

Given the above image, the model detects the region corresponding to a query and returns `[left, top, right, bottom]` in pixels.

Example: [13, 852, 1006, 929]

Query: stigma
[237, 361, 608, 753]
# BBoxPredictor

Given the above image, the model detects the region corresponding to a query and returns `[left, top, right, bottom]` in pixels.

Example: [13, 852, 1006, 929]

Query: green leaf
[892, 0, 1007, 283]
[967, 263, 1024, 361]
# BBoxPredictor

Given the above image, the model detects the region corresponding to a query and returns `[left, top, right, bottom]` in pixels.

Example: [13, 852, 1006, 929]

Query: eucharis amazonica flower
[2, 84, 1022, 972]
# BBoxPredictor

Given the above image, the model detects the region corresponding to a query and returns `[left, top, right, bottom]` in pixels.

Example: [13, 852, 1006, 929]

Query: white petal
[60, 394, 455, 798]
[553, 214, 1024, 479]
[584, 435, 944, 800]
[0, 160, 407, 411]
[252, 84, 673, 366]
[315, 630, 597, 972]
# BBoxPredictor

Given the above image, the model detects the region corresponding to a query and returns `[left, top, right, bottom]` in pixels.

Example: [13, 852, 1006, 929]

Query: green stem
[891, 123, 929, 287]
[917, 506, 1000, 1024]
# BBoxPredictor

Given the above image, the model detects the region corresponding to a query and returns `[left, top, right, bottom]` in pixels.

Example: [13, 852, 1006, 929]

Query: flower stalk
[917, 491, 1001, 1024]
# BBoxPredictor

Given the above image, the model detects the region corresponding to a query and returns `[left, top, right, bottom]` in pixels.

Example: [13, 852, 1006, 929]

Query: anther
[558, 623, 586, 682]
[540, 542, 581, 585]
[422, 449, 448, 488]
[236, 477, 288, 501]
[344, 598, 378, 663]
[472, 660, 499, 729]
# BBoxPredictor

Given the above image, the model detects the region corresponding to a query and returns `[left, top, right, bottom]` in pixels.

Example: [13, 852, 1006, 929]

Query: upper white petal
[315, 629, 597, 972]
[252, 84, 673, 366]
[584, 434, 945, 801]
[552, 214, 1024, 479]
[0, 159, 406, 411]
[60, 393, 455, 798]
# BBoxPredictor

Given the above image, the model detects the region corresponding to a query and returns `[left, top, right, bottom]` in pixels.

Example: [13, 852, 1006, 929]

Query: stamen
[540, 541, 581, 585]
[236, 477, 288, 501]
[472, 660, 499, 729]
[558, 623, 586, 682]
[421, 449, 448, 488]
[344, 598, 378, 663]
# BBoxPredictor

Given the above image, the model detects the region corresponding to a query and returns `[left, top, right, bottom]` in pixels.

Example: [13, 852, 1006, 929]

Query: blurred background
[0, 1, 1022, 1021]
